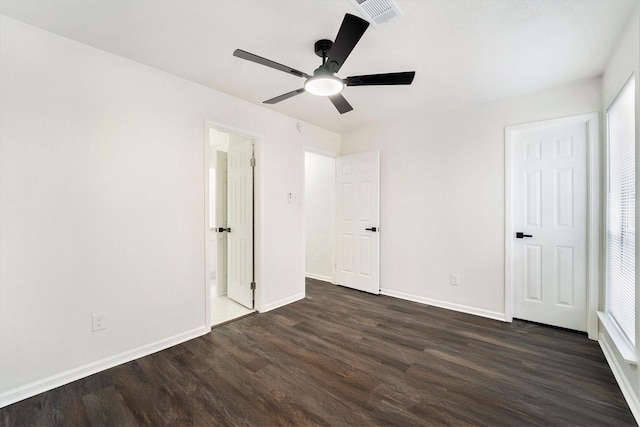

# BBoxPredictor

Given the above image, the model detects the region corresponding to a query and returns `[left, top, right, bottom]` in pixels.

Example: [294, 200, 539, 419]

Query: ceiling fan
[233, 13, 415, 114]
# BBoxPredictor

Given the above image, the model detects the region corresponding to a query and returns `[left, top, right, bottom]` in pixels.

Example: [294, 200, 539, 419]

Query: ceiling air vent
[349, 0, 402, 26]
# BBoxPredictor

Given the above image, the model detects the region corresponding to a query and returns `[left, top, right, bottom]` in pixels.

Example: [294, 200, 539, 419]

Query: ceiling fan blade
[346, 71, 416, 86]
[329, 94, 353, 114]
[263, 88, 306, 104]
[325, 14, 370, 74]
[234, 49, 309, 78]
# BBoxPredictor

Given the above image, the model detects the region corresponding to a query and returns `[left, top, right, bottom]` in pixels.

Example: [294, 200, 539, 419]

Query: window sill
[598, 311, 638, 365]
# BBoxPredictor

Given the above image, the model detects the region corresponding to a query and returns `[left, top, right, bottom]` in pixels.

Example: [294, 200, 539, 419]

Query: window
[606, 76, 636, 347]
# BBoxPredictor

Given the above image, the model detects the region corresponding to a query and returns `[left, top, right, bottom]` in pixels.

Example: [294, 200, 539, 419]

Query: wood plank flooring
[1, 279, 635, 426]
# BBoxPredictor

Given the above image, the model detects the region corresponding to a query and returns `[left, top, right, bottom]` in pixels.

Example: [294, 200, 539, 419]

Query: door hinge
[250, 281, 256, 290]
[250, 157, 256, 167]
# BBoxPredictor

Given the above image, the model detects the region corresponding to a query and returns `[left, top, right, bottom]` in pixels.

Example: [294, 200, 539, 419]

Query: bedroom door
[226, 138, 255, 308]
[509, 120, 588, 331]
[335, 151, 380, 294]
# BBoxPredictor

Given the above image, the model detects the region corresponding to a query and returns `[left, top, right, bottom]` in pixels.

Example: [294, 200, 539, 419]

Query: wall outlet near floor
[450, 274, 460, 286]
[92, 312, 107, 331]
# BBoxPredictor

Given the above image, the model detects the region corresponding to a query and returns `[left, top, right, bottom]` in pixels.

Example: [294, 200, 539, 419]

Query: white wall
[341, 77, 601, 319]
[0, 16, 339, 406]
[304, 152, 335, 282]
[599, 4, 640, 422]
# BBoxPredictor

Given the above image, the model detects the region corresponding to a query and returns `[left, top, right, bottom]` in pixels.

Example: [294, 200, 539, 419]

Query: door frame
[504, 112, 600, 339]
[204, 121, 262, 327]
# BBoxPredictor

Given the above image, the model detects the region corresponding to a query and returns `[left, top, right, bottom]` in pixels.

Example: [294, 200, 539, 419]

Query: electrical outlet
[92, 313, 106, 331]
[450, 274, 460, 286]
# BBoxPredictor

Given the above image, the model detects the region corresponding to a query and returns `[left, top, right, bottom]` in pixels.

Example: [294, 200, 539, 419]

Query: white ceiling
[0, 0, 637, 134]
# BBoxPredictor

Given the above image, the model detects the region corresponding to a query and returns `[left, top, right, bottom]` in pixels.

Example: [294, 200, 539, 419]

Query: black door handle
[516, 232, 533, 239]
[218, 227, 231, 233]
[365, 227, 378, 232]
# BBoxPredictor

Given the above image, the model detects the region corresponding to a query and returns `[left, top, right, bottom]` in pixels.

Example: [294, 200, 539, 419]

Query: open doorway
[208, 127, 256, 326]
[304, 150, 381, 294]
[304, 151, 336, 283]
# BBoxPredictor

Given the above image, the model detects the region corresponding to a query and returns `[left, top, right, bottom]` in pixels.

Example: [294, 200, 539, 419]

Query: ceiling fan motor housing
[307, 39, 344, 96]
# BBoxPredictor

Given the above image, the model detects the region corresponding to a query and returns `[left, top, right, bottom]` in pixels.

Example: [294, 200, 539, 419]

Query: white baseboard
[0, 326, 210, 408]
[380, 288, 507, 322]
[305, 273, 333, 283]
[598, 333, 640, 424]
[261, 292, 305, 313]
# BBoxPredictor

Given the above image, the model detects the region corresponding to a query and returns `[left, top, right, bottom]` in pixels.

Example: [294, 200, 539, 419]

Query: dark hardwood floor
[1, 279, 635, 426]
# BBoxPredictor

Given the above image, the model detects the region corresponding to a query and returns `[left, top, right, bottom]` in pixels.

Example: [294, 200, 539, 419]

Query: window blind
[606, 77, 636, 346]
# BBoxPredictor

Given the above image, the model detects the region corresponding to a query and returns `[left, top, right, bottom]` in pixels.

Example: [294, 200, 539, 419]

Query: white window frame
[599, 75, 637, 365]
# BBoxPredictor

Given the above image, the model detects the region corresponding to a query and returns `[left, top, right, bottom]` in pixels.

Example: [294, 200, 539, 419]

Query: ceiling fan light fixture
[304, 76, 344, 96]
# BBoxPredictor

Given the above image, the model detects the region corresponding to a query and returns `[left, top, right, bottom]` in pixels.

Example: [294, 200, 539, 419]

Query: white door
[510, 121, 587, 331]
[335, 151, 380, 294]
[215, 151, 228, 296]
[226, 138, 254, 308]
